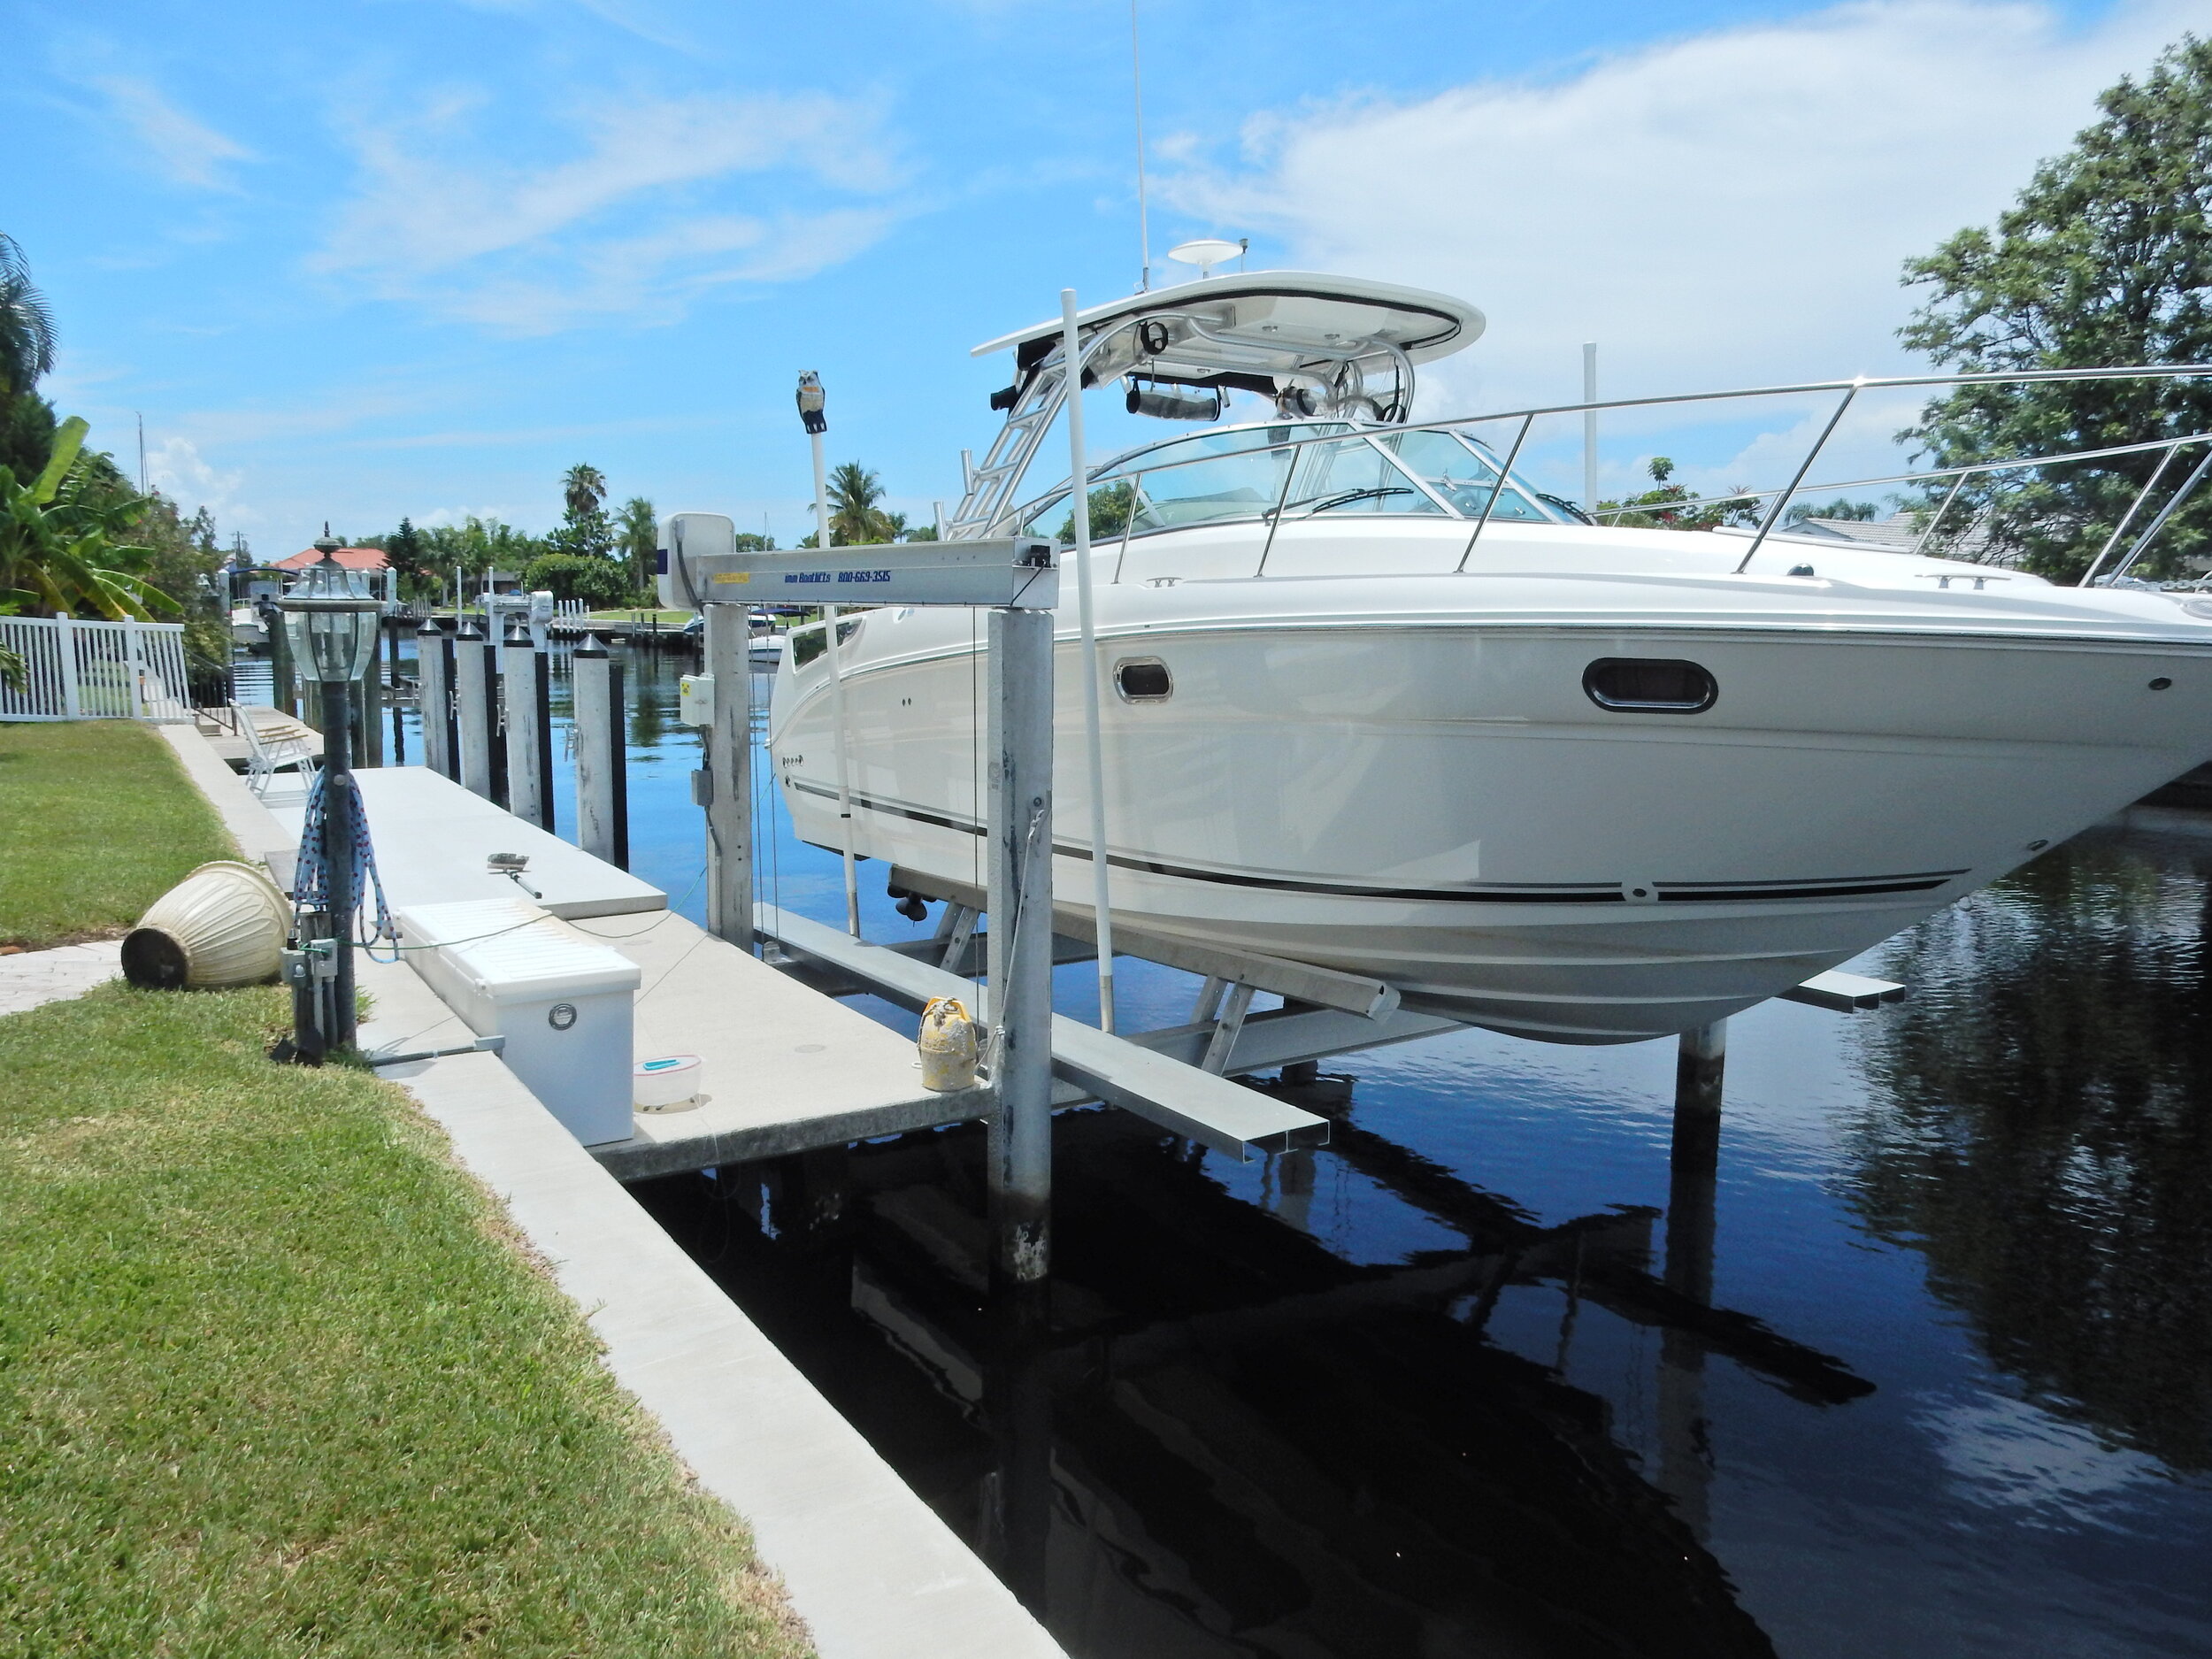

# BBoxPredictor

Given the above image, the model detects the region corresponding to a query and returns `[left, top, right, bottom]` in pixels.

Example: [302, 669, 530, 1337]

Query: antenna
[1131, 0, 1150, 292]
[135, 411, 147, 495]
[1168, 239, 1243, 280]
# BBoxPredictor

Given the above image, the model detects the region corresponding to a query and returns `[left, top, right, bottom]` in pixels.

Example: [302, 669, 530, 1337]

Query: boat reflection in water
[1852, 825, 2212, 1473]
[640, 1090, 1869, 1659]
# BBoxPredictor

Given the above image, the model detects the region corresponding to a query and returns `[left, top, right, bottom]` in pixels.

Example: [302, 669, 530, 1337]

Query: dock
[265, 766, 665, 920]
[161, 729, 1065, 1659]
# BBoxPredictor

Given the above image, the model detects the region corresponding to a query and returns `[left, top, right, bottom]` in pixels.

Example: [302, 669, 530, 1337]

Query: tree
[0, 234, 55, 398]
[826, 461, 896, 545]
[547, 462, 614, 560]
[420, 516, 547, 591]
[1900, 37, 2212, 579]
[380, 517, 429, 595]
[1056, 480, 1136, 542]
[0, 417, 172, 620]
[130, 493, 228, 668]
[520, 552, 632, 607]
[1, 233, 58, 487]
[563, 463, 607, 522]
[1786, 497, 1883, 525]
[615, 495, 656, 595]
[1597, 457, 1761, 531]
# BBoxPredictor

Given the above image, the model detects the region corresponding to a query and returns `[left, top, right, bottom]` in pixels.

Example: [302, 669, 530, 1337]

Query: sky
[3, 0, 2201, 557]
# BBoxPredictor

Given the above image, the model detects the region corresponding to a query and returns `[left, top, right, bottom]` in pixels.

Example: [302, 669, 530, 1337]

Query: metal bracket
[1200, 982, 1257, 1075]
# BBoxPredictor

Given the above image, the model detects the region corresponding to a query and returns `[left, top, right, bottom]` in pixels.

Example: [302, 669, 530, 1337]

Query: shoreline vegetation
[0, 719, 810, 1656]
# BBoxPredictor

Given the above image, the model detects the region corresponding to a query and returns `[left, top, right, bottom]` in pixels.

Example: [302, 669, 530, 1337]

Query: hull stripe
[785, 781, 1965, 906]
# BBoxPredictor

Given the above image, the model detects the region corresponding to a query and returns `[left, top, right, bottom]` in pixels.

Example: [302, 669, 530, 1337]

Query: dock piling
[362, 618, 385, 769]
[502, 622, 554, 831]
[485, 625, 508, 810]
[1661, 1017, 1724, 1538]
[452, 618, 493, 800]
[703, 604, 754, 948]
[572, 636, 629, 869]
[416, 617, 453, 780]
[1675, 1018, 1726, 1118]
[985, 605, 1056, 1290]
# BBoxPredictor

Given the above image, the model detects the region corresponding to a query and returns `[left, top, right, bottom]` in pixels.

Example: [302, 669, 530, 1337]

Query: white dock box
[396, 898, 641, 1146]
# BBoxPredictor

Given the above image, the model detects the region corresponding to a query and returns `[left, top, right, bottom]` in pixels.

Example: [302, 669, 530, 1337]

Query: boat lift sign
[660, 523, 1058, 612]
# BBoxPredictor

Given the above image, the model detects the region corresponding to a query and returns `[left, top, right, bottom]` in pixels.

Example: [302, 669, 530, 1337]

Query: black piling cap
[415, 613, 445, 635]
[454, 618, 483, 641]
[503, 620, 533, 646]
[574, 633, 608, 658]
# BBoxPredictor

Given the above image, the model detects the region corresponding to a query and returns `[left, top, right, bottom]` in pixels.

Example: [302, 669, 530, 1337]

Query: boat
[766, 272, 2212, 1043]
[230, 603, 268, 649]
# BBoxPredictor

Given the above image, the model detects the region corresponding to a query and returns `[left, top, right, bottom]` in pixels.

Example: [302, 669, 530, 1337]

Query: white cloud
[314, 88, 906, 331]
[148, 435, 251, 526]
[1173, 0, 2201, 493]
[88, 75, 255, 190]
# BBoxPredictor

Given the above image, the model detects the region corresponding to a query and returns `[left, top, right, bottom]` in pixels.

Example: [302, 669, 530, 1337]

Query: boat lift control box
[395, 897, 641, 1146]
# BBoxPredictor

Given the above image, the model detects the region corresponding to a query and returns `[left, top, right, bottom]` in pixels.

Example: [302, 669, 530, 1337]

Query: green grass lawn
[0, 983, 808, 1657]
[0, 721, 236, 949]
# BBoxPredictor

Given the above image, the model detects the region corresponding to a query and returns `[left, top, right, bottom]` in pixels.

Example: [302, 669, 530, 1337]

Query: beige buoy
[121, 860, 289, 990]
[918, 996, 980, 1092]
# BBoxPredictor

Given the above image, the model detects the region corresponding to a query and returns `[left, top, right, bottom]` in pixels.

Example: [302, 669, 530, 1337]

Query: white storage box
[396, 897, 641, 1146]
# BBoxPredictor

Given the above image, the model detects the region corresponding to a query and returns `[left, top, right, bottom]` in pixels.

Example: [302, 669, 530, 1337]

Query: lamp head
[276, 523, 380, 681]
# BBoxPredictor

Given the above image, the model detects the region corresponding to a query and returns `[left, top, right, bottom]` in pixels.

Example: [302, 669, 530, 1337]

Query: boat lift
[670, 527, 1348, 1293]
[665, 525, 1907, 1291]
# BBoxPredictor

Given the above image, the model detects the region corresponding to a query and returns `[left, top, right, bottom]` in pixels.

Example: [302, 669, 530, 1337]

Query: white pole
[812, 427, 862, 939]
[1583, 342, 1599, 517]
[1131, 0, 1150, 292]
[1062, 289, 1118, 1033]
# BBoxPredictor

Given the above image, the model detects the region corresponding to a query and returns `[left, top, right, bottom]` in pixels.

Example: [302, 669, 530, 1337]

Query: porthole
[1583, 657, 1718, 714]
[1115, 658, 1173, 702]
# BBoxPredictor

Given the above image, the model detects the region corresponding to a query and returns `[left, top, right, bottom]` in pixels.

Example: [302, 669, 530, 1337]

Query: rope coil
[293, 769, 396, 954]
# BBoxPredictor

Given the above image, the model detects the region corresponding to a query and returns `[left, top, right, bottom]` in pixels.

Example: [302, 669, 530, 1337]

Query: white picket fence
[0, 614, 196, 724]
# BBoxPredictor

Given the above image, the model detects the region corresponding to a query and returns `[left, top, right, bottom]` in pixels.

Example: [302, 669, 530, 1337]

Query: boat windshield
[1010, 422, 1560, 541]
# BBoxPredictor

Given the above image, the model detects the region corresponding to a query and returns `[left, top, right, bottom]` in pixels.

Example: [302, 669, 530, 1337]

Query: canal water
[376, 635, 2212, 1658]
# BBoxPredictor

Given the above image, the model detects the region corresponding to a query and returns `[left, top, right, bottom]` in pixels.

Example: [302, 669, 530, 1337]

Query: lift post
[663, 530, 1061, 1285]
[702, 603, 754, 947]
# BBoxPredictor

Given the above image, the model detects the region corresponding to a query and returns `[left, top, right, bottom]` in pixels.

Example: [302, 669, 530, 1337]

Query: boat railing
[996, 365, 2212, 586]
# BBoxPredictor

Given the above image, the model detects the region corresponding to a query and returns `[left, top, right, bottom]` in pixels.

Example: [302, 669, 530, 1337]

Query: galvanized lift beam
[1778, 969, 1906, 1011]
[887, 864, 1400, 1022]
[759, 904, 1332, 1159]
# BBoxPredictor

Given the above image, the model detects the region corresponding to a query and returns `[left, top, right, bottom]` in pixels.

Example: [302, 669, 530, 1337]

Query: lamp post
[276, 528, 382, 1055]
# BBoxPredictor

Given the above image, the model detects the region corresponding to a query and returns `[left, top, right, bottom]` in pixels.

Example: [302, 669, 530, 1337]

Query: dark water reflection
[1854, 829, 2212, 1474]
[370, 641, 2212, 1656]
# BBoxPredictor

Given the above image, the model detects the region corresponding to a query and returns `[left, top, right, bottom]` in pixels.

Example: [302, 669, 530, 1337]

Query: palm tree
[826, 461, 895, 546]
[0, 234, 56, 396]
[616, 495, 657, 594]
[563, 463, 608, 522]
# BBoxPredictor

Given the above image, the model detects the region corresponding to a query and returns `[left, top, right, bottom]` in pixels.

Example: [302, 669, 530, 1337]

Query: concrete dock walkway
[160, 727, 1067, 1659]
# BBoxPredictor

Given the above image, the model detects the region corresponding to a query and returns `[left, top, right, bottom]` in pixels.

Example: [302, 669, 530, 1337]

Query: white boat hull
[769, 534, 2212, 1042]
